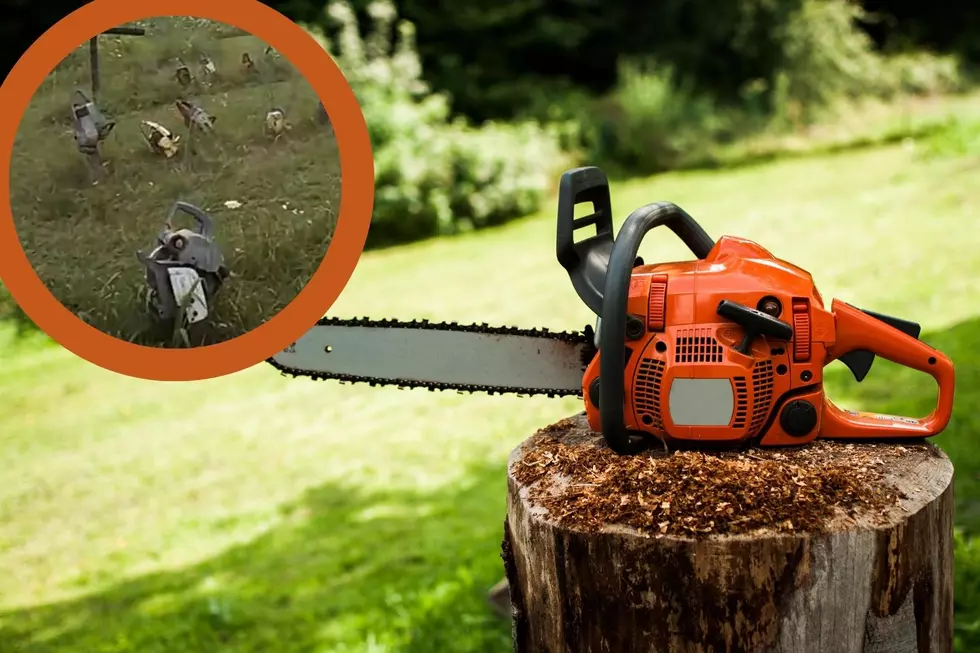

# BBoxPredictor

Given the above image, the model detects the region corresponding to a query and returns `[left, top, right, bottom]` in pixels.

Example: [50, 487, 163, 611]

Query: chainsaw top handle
[166, 201, 214, 239]
[597, 200, 715, 454]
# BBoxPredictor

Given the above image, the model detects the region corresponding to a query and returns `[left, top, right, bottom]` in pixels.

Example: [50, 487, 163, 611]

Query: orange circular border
[0, 0, 374, 381]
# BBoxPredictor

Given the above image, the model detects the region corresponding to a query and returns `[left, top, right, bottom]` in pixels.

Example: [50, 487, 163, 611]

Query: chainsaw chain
[265, 316, 597, 398]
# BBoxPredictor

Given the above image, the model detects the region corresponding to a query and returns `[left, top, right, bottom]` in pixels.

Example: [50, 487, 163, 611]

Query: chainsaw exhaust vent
[675, 328, 723, 363]
[749, 360, 775, 435]
[634, 358, 666, 430]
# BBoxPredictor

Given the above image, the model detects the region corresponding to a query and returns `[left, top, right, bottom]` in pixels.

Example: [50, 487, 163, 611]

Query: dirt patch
[512, 416, 928, 537]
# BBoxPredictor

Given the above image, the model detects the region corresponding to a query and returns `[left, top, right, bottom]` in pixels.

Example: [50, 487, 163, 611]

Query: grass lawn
[9, 18, 340, 347]
[2, 105, 980, 650]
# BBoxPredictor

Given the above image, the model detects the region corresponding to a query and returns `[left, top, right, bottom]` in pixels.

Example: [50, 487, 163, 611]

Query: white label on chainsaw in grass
[167, 267, 208, 324]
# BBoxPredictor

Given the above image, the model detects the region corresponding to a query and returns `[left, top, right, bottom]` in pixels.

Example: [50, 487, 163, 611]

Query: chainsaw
[175, 99, 216, 133]
[140, 120, 181, 158]
[71, 89, 115, 177]
[269, 167, 955, 454]
[71, 89, 115, 150]
[137, 201, 229, 327]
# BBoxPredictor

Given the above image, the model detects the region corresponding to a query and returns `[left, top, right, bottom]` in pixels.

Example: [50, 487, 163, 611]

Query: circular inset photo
[10, 16, 343, 348]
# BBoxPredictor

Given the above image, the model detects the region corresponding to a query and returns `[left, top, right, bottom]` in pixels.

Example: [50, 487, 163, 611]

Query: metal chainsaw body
[137, 201, 229, 325]
[71, 89, 115, 178]
[71, 89, 114, 151]
[140, 120, 181, 157]
[176, 99, 216, 132]
[269, 166, 956, 455]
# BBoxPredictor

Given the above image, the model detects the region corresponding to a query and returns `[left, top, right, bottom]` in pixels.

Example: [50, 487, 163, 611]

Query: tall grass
[10, 20, 340, 346]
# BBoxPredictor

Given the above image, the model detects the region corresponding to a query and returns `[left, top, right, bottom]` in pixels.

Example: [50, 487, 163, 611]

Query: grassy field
[2, 99, 980, 650]
[9, 18, 340, 347]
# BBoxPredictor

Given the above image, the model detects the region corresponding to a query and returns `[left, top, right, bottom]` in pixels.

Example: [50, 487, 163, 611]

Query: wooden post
[503, 414, 954, 653]
[88, 37, 100, 100]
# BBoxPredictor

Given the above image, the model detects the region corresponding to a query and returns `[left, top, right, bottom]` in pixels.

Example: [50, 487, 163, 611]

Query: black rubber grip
[598, 202, 715, 454]
[556, 167, 615, 316]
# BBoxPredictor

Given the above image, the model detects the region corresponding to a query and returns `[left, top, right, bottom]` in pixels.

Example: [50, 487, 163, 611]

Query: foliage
[929, 119, 980, 157]
[581, 61, 741, 175]
[771, 0, 894, 123]
[0, 285, 34, 333]
[881, 53, 964, 96]
[336, 0, 810, 122]
[571, 0, 969, 174]
[770, 0, 965, 125]
[312, 0, 563, 247]
[956, 531, 980, 650]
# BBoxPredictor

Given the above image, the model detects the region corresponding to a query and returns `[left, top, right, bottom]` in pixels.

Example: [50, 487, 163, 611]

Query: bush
[0, 284, 35, 334]
[329, 0, 808, 123]
[311, 0, 564, 247]
[920, 116, 980, 158]
[770, 0, 967, 126]
[955, 531, 980, 650]
[579, 60, 741, 175]
[564, 0, 970, 174]
[885, 52, 966, 96]
[770, 0, 893, 125]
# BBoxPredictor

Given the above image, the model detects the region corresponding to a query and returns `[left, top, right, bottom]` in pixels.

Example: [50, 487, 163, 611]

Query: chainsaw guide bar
[267, 317, 597, 398]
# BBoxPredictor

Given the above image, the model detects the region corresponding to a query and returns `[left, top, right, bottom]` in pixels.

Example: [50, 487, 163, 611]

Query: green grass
[2, 116, 980, 651]
[9, 19, 340, 347]
[700, 89, 980, 170]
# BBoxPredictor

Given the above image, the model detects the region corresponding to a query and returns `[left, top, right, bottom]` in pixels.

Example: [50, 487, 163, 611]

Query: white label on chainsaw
[668, 378, 734, 426]
[167, 267, 208, 324]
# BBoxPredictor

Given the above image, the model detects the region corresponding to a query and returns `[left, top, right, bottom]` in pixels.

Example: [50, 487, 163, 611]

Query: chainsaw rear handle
[166, 201, 214, 238]
[822, 299, 955, 438]
[598, 202, 716, 454]
[557, 168, 716, 318]
[556, 167, 615, 316]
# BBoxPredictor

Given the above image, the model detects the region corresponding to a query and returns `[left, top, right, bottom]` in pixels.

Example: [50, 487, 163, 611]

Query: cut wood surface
[502, 413, 954, 653]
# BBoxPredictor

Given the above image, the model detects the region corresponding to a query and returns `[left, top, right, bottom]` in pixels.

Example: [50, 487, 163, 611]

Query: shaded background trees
[2, 0, 978, 328]
[273, 0, 980, 121]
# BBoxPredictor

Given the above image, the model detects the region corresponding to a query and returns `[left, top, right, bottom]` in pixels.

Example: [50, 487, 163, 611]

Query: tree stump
[502, 414, 954, 653]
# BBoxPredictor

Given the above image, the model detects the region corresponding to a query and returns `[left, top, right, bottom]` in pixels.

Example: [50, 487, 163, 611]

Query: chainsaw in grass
[137, 201, 229, 327]
[268, 167, 955, 454]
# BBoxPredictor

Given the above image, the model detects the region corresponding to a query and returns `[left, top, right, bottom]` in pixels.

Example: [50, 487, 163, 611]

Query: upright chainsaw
[269, 167, 955, 454]
[137, 201, 229, 327]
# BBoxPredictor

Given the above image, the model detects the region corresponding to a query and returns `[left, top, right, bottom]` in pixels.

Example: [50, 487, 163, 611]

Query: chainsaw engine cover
[137, 203, 228, 325]
[71, 91, 114, 151]
[581, 236, 837, 447]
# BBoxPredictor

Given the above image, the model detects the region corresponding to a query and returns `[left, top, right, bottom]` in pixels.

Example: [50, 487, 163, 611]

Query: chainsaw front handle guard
[166, 201, 215, 239]
[598, 202, 715, 454]
[822, 299, 955, 438]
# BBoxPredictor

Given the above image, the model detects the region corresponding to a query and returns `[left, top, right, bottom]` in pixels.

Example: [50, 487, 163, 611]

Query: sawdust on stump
[512, 417, 931, 537]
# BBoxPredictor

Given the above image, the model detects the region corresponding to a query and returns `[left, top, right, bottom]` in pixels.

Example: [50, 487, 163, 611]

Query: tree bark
[503, 413, 954, 653]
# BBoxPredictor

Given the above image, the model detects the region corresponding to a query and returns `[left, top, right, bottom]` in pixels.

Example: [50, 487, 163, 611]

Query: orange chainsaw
[269, 167, 955, 454]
